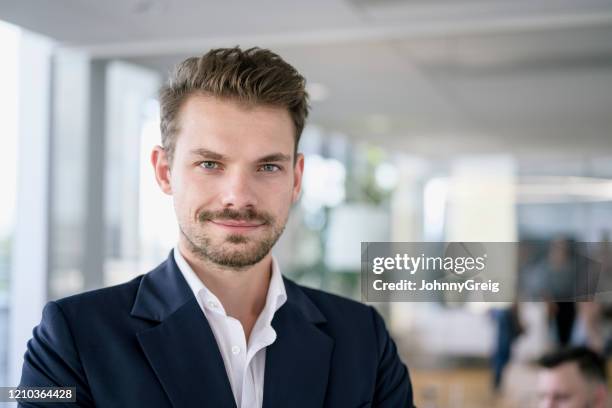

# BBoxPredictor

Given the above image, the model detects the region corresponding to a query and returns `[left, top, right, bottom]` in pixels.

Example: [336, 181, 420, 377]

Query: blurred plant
[346, 145, 395, 206]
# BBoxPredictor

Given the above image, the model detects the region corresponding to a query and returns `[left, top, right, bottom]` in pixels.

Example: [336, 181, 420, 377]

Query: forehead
[538, 362, 588, 391]
[175, 94, 295, 157]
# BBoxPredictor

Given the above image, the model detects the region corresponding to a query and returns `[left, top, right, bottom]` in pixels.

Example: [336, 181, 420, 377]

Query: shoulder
[294, 282, 373, 318]
[52, 274, 144, 318]
[285, 279, 386, 340]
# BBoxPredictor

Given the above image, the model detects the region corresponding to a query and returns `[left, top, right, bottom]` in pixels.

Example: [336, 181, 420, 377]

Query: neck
[177, 239, 272, 339]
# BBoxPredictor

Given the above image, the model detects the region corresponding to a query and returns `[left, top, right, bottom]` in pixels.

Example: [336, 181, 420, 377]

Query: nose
[220, 168, 258, 209]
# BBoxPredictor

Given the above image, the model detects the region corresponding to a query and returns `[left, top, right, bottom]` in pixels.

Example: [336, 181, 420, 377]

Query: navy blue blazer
[19, 251, 414, 407]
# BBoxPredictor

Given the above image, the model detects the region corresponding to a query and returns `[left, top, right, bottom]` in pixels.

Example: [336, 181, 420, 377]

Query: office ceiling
[2, 0, 612, 156]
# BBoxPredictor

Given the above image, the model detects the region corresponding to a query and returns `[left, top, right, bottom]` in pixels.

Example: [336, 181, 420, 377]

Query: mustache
[198, 208, 274, 225]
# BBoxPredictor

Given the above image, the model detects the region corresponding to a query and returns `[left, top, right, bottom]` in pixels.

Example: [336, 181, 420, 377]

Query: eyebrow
[256, 153, 291, 163]
[189, 148, 291, 163]
[190, 148, 227, 160]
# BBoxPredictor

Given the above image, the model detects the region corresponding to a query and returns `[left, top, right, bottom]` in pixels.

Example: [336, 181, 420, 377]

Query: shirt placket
[226, 316, 247, 407]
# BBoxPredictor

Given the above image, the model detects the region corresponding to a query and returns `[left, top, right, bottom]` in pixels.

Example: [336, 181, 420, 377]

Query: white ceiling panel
[1, 0, 611, 155]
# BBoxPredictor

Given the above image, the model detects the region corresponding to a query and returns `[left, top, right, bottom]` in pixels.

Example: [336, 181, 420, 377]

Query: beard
[179, 206, 286, 269]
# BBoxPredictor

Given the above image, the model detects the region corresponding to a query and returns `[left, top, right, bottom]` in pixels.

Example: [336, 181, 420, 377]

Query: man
[537, 346, 608, 408]
[19, 47, 414, 407]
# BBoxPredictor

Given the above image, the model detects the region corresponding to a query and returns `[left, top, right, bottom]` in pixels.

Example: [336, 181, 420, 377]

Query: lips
[208, 219, 265, 231]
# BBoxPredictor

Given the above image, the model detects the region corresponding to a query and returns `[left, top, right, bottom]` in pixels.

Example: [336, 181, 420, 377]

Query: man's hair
[538, 346, 608, 384]
[159, 47, 309, 164]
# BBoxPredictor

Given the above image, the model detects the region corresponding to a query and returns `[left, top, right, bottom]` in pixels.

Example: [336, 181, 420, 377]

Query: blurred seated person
[537, 346, 608, 408]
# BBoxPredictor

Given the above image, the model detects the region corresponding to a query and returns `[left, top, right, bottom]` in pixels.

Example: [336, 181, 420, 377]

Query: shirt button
[207, 300, 217, 308]
[231, 346, 240, 355]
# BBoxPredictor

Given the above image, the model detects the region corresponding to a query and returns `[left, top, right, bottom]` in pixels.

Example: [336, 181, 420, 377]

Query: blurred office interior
[1, 1, 612, 406]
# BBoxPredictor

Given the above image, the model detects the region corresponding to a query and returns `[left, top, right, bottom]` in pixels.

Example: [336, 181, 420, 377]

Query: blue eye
[260, 164, 281, 172]
[200, 161, 220, 170]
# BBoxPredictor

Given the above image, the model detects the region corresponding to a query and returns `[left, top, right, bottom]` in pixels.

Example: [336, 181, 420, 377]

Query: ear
[151, 145, 173, 195]
[291, 153, 304, 203]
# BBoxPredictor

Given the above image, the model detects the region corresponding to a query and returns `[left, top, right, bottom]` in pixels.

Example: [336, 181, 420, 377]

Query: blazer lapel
[262, 279, 334, 407]
[131, 251, 236, 408]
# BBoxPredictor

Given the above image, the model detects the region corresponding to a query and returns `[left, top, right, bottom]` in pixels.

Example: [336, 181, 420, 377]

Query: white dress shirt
[173, 247, 287, 408]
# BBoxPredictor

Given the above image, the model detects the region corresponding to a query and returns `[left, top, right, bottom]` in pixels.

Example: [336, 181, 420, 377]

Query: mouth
[208, 219, 266, 233]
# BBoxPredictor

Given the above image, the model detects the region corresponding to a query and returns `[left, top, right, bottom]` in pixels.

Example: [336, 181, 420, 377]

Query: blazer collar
[130, 250, 328, 326]
[130, 250, 194, 322]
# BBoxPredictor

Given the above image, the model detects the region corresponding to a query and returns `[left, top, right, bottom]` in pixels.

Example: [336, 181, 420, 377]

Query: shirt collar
[173, 246, 287, 320]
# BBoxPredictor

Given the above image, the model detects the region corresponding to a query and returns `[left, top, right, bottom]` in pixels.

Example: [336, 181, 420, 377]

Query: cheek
[172, 193, 193, 223]
[173, 180, 216, 217]
[264, 188, 294, 218]
[254, 175, 292, 196]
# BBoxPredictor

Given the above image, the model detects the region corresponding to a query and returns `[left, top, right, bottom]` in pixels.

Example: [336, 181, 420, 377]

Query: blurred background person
[537, 346, 608, 408]
[573, 302, 605, 354]
[490, 302, 524, 392]
[526, 237, 579, 346]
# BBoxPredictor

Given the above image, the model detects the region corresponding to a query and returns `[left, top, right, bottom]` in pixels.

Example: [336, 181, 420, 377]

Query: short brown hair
[159, 47, 309, 164]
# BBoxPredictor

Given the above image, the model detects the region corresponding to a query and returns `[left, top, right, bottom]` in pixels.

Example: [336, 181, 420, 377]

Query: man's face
[153, 95, 303, 269]
[537, 362, 605, 408]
